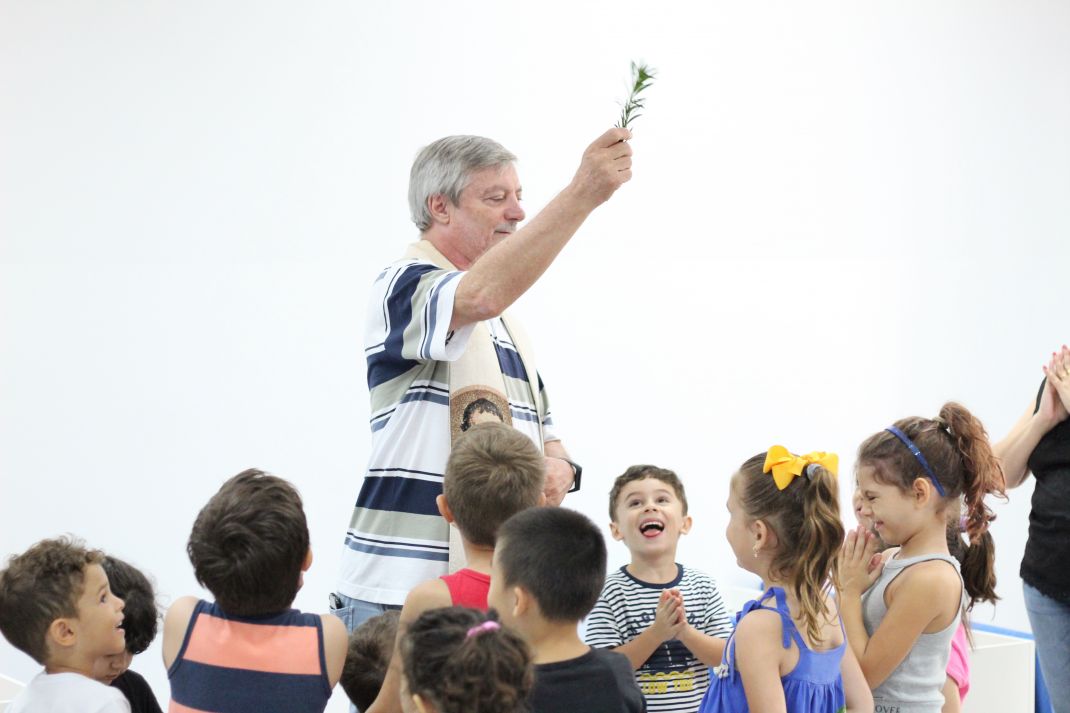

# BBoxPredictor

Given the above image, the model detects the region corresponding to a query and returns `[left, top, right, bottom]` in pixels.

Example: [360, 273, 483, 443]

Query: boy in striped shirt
[585, 466, 733, 713]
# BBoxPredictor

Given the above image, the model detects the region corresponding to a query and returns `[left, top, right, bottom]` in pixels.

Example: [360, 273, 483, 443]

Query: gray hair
[408, 136, 517, 231]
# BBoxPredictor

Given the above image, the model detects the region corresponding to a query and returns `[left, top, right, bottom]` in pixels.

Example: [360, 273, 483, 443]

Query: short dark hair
[187, 468, 310, 616]
[445, 422, 545, 547]
[497, 508, 606, 622]
[401, 607, 531, 713]
[608, 465, 689, 520]
[341, 610, 400, 711]
[101, 556, 158, 655]
[0, 536, 103, 664]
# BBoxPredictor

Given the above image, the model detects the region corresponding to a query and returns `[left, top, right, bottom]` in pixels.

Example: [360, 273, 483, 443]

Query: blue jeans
[1024, 582, 1070, 713]
[329, 591, 401, 634]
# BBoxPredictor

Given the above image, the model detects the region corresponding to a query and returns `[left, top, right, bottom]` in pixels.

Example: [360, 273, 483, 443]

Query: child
[488, 507, 645, 713]
[341, 610, 400, 712]
[0, 537, 130, 713]
[839, 404, 1004, 713]
[699, 447, 872, 713]
[92, 556, 163, 713]
[397, 607, 532, 713]
[852, 488, 973, 712]
[366, 422, 545, 713]
[585, 465, 733, 713]
[163, 468, 348, 713]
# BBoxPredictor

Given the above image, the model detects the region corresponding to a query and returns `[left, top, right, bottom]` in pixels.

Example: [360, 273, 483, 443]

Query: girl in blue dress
[699, 447, 871, 713]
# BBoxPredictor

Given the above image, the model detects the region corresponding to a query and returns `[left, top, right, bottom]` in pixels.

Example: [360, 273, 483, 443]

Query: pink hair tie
[466, 620, 501, 639]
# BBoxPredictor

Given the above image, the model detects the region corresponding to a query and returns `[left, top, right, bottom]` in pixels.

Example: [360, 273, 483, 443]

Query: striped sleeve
[367, 261, 474, 377]
[584, 578, 627, 648]
[537, 371, 558, 443]
[697, 575, 734, 638]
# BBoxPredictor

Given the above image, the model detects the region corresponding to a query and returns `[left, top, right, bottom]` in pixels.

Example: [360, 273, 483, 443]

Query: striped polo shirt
[168, 600, 330, 713]
[337, 258, 555, 605]
[585, 565, 734, 713]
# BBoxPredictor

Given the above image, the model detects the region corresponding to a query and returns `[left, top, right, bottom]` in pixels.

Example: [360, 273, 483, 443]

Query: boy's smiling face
[73, 563, 126, 658]
[610, 477, 691, 557]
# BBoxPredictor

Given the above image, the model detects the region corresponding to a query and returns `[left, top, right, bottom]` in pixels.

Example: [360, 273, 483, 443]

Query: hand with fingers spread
[567, 127, 633, 209]
[1042, 345, 1070, 417]
[839, 526, 883, 598]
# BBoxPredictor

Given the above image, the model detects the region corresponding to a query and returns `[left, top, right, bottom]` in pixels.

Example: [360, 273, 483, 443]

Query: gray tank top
[861, 552, 963, 713]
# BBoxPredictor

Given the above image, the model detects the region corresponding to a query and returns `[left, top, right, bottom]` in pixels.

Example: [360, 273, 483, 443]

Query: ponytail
[737, 452, 845, 645]
[938, 402, 1004, 607]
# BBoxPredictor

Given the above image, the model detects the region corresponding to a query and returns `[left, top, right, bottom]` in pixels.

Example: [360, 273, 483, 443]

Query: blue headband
[885, 426, 947, 497]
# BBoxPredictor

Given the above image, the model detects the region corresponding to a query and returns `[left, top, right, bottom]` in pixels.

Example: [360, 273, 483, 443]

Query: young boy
[366, 421, 545, 713]
[92, 556, 163, 713]
[584, 465, 733, 713]
[163, 468, 348, 713]
[488, 507, 645, 713]
[340, 610, 399, 712]
[0, 537, 131, 713]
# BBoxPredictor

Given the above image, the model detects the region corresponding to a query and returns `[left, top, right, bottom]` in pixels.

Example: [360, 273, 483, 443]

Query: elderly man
[332, 128, 632, 628]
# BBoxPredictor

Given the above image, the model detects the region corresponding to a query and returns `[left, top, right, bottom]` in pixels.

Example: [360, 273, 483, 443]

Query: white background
[2, 1, 1067, 709]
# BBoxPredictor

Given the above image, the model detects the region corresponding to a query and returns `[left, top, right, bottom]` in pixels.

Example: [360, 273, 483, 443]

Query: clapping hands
[1040, 345, 1070, 426]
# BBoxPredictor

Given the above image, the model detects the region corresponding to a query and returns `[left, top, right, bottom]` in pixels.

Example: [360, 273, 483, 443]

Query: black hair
[496, 507, 606, 622]
[101, 556, 158, 655]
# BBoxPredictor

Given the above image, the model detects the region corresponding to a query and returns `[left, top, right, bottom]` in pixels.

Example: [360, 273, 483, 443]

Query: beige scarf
[404, 240, 544, 570]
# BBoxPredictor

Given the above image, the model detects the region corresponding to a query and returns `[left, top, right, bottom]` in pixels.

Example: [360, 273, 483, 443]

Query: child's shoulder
[401, 577, 452, 622]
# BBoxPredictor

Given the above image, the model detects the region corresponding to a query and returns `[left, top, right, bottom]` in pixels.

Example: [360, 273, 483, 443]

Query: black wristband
[564, 459, 582, 493]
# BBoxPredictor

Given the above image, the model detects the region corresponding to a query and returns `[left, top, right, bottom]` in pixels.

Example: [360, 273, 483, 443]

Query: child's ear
[512, 585, 532, 619]
[436, 494, 456, 524]
[751, 519, 778, 551]
[608, 521, 624, 542]
[48, 617, 77, 650]
[302, 549, 313, 572]
[412, 692, 434, 713]
[680, 514, 693, 536]
[911, 478, 933, 505]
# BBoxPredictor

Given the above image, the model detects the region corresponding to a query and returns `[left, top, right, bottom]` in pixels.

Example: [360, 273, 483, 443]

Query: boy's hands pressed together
[649, 589, 686, 642]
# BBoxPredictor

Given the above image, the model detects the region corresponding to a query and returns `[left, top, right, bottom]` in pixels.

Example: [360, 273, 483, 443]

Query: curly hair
[0, 536, 103, 664]
[401, 607, 532, 713]
[858, 402, 1007, 608]
[101, 556, 158, 655]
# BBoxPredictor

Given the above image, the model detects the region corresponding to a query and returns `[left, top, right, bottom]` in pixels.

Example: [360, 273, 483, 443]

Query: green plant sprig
[616, 61, 657, 129]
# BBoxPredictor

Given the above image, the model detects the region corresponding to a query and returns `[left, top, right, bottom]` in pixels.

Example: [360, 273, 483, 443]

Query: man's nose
[505, 198, 525, 222]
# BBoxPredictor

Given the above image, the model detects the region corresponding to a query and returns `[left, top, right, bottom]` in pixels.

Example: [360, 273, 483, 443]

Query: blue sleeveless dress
[698, 587, 847, 713]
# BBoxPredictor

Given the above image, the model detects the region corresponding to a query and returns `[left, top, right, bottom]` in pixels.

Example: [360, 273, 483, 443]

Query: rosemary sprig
[616, 61, 656, 129]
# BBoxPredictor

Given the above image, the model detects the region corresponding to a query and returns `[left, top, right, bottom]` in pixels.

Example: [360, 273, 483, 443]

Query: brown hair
[187, 468, 310, 616]
[401, 607, 532, 713]
[341, 609, 400, 711]
[608, 465, 689, 520]
[444, 422, 545, 547]
[734, 453, 844, 644]
[857, 402, 1006, 608]
[0, 536, 103, 664]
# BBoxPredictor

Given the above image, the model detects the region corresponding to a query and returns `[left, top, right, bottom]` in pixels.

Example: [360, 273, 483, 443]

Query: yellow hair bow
[762, 446, 839, 490]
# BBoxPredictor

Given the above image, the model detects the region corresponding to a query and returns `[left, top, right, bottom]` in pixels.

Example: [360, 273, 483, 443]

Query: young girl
[398, 606, 532, 713]
[840, 403, 1004, 713]
[699, 447, 872, 713]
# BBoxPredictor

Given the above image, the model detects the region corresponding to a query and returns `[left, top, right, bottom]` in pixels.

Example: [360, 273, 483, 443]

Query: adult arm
[449, 128, 633, 330]
[543, 439, 575, 506]
[994, 358, 1067, 489]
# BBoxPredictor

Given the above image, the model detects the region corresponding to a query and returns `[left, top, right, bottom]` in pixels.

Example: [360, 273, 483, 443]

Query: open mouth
[639, 519, 665, 538]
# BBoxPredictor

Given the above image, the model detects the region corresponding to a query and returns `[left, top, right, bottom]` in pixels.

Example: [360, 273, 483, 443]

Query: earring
[752, 546, 760, 558]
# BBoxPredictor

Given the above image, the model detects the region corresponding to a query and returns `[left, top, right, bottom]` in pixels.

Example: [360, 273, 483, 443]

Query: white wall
[2, 1, 1067, 708]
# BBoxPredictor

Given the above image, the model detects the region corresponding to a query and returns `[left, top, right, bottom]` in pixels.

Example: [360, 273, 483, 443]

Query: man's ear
[427, 194, 450, 226]
[48, 617, 77, 650]
[436, 494, 456, 525]
[536, 492, 547, 507]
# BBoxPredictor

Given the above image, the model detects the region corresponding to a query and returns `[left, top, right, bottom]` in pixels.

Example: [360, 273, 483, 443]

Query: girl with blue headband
[840, 403, 1005, 713]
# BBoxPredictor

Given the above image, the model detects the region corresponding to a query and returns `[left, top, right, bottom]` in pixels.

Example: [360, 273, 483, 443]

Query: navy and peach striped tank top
[168, 600, 331, 713]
